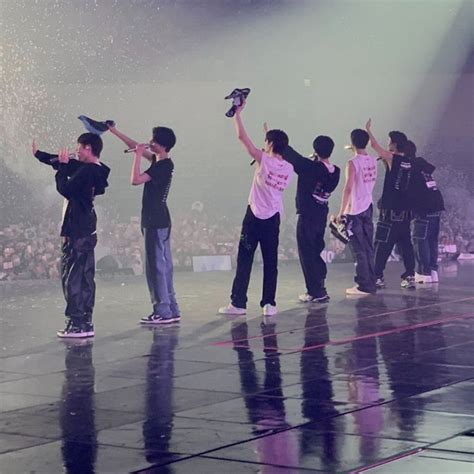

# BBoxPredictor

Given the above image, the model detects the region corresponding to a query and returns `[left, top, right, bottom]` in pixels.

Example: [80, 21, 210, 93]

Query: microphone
[124, 145, 150, 154]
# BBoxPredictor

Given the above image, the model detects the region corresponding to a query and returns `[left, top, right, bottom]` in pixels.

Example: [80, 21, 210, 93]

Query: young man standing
[281, 136, 340, 302]
[109, 124, 180, 324]
[405, 140, 444, 284]
[218, 100, 294, 317]
[33, 133, 110, 338]
[365, 119, 415, 289]
[336, 129, 377, 295]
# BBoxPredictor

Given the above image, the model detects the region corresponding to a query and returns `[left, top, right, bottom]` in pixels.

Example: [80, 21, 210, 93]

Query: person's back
[336, 129, 377, 296]
[379, 152, 412, 211]
[365, 122, 416, 289]
[348, 153, 377, 216]
[405, 140, 444, 283]
[282, 135, 340, 302]
[408, 155, 444, 215]
[249, 151, 293, 220]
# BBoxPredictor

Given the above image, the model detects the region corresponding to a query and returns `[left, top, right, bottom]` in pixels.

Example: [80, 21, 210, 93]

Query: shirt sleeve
[281, 146, 311, 174]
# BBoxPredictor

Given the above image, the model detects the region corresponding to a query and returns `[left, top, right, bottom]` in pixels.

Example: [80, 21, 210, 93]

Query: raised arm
[365, 119, 393, 167]
[108, 125, 154, 162]
[131, 144, 152, 186]
[234, 101, 263, 163]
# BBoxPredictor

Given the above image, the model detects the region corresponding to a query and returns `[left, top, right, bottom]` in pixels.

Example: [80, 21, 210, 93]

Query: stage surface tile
[1, 262, 473, 473]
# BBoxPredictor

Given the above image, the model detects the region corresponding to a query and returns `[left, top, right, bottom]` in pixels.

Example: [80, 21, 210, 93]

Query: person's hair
[388, 130, 408, 153]
[313, 135, 334, 159]
[350, 129, 369, 149]
[404, 140, 417, 159]
[265, 129, 289, 155]
[152, 126, 176, 152]
[77, 133, 103, 157]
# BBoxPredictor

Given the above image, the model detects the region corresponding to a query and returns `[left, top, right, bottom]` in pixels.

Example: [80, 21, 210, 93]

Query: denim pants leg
[398, 219, 415, 279]
[231, 208, 259, 309]
[374, 211, 396, 280]
[162, 228, 180, 316]
[62, 235, 97, 325]
[143, 227, 172, 317]
[412, 215, 431, 275]
[348, 205, 376, 293]
[428, 214, 441, 271]
[296, 216, 326, 297]
[259, 212, 280, 307]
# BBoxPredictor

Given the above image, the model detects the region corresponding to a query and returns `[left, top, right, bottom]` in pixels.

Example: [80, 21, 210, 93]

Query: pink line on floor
[351, 447, 424, 473]
[212, 296, 474, 347]
[230, 313, 474, 352]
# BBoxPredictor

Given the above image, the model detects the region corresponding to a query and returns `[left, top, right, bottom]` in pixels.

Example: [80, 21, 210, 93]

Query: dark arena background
[1, 0, 473, 472]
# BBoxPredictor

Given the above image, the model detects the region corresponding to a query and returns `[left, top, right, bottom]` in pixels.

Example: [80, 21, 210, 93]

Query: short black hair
[405, 140, 417, 159]
[266, 129, 289, 155]
[77, 133, 103, 157]
[152, 127, 176, 152]
[313, 135, 334, 159]
[388, 131, 408, 153]
[351, 129, 369, 149]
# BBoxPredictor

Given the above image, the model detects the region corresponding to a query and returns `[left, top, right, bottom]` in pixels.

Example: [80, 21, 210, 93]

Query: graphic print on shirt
[362, 163, 377, 183]
[312, 181, 332, 205]
[421, 171, 438, 190]
[265, 170, 291, 192]
[394, 160, 411, 191]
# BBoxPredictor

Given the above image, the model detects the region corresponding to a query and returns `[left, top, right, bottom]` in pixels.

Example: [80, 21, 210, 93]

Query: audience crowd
[1, 205, 473, 281]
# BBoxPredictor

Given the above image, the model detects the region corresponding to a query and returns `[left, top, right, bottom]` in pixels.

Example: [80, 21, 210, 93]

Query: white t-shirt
[348, 153, 377, 215]
[248, 152, 294, 220]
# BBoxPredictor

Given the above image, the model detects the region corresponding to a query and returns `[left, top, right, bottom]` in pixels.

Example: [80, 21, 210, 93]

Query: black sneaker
[84, 323, 95, 337]
[376, 278, 386, 289]
[57, 320, 91, 339]
[140, 314, 174, 325]
[401, 276, 416, 289]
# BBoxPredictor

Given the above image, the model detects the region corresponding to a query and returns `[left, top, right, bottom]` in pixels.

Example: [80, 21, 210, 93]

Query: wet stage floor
[1, 262, 473, 473]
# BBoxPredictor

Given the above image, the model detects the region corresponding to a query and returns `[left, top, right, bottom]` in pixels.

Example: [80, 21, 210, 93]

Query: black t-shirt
[282, 146, 341, 224]
[380, 154, 412, 211]
[141, 157, 173, 229]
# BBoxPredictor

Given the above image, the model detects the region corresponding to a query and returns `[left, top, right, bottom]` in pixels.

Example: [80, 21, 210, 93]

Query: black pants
[231, 207, 280, 308]
[61, 234, 97, 325]
[296, 214, 327, 297]
[374, 210, 415, 280]
[412, 213, 441, 275]
[347, 205, 376, 293]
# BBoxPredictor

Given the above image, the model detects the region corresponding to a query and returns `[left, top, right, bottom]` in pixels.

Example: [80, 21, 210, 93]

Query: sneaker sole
[140, 319, 174, 325]
[57, 332, 94, 338]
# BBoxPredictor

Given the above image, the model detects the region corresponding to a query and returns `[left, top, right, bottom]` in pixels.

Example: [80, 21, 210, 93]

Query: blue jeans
[347, 205, 377, 293]
[143, 227, 180, 318]
[412, 213, 441, 275]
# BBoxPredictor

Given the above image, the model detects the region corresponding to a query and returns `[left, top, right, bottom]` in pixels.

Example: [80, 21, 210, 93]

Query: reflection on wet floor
[0, 263, 473, 472]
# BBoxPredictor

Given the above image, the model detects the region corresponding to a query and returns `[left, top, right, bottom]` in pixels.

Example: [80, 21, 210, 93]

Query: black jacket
[35, 151, 110, 237]
[282, 146, 340, 221]
[408, 156, 444, 214]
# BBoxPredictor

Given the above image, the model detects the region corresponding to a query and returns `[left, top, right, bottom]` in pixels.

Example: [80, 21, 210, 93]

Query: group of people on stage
[33, 95, 444, 338]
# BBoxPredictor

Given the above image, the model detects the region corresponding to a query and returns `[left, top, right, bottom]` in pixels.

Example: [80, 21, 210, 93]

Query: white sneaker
[299, 293, 314, 302]
[415, 272, 432, 284]
[299, 292, 330, 303]
[431, 270, 439, 283]
[346, 286, 370, 296]
[262, 304, 278, 316]
[218, 304, 246, 315]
